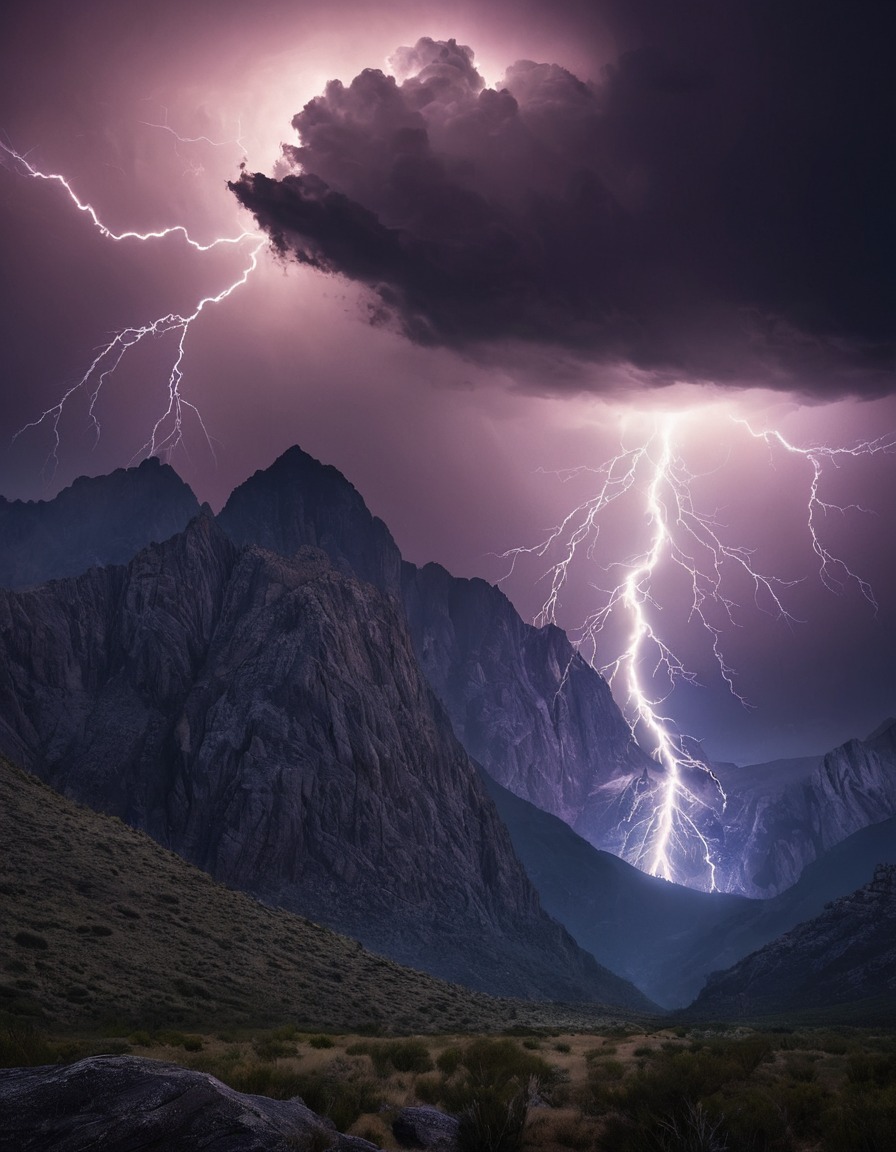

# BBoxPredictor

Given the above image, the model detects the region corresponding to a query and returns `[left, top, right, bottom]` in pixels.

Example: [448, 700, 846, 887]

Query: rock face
[0, 515, 652, 1008]
[0, 1055, 380, 1151]
[690, 864, 896, 1019]
[720, 722, 896, 896]
[0, 457, 199, 589]
[218, 448, 721, 886]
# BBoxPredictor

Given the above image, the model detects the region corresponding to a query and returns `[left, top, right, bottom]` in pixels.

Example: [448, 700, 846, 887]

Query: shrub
[437, 1045, 462, 1076]
[252, 1035, 295, 1061]
[307, 1034, 335, 1050]
[0, 1015, 55, 1068]
[457, 1076, 535, 1152]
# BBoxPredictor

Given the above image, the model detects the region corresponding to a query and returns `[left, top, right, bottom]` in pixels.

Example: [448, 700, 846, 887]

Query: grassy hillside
[0, 758, 645, 1035]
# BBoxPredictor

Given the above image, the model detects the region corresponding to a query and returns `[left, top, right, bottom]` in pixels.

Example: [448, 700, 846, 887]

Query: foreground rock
[393, 1106, 459, 1151]
[0, 1055, 380, 1151]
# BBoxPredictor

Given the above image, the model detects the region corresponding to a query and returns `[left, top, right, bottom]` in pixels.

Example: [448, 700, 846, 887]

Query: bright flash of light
[0, 137, 265, 471]
[500, 409, 895, 890]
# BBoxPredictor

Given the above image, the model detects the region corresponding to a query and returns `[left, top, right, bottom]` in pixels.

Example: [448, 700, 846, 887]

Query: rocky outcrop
[690, 864, 896, 1019]
[720, 722, 896, 896]
[0, 1055, 380, 1151]
[0, 456, 199, 589]
[0, 516, 653, 1008]
[218, 444, 403, 597]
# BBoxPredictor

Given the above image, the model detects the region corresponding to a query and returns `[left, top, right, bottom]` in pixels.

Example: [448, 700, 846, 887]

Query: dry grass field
[4, 1019, 895, 1151]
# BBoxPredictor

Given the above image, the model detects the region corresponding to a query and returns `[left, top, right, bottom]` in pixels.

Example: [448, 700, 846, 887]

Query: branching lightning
[501, 412, 895, 889]
[0, 136, 265, 472]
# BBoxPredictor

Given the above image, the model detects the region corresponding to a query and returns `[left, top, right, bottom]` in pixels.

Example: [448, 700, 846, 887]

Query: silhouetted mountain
[0, 457, 199, 589]
[483, 772, 896, 1008]
[690, 864, 896, 1019]
[0, 516, 652, 1009]
[218, 445, 403, 596]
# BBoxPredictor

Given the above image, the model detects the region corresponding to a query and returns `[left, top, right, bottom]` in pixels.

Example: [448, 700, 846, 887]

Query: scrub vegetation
[2, 1019, 895, 1151]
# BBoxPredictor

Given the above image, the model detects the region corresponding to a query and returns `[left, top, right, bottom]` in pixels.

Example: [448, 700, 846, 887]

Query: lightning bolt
[501, 411, 895, 890]
[1, 137, 265, 473]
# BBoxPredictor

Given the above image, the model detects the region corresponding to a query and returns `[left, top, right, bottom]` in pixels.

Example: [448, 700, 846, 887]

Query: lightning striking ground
[501, 412, 895, 890]
[1, 137, 265, 471]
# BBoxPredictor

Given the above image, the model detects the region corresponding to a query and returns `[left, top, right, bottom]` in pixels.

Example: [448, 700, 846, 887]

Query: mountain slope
[0, 756, 515, 1031]
[0, 457, 199, 589]
[483, 772, 896, 1007]
[690, 864, 896, 1019]
[0, 517, 652, 1009]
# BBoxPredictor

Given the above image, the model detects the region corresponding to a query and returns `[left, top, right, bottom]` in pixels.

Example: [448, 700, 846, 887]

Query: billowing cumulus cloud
[231, 28, 893, 398]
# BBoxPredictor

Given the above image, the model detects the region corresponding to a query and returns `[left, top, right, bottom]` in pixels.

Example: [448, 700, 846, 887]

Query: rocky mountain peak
[217, 445, 402, 596]
[0, 456, 200, 590]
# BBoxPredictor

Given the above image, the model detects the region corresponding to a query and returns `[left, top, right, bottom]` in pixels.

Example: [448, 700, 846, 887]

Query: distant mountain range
[1, 447, 894, 1013]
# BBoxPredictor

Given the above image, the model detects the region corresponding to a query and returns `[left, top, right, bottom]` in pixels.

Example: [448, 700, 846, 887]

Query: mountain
[483, 770, 896, 1007]
[1, 447, 892, 899]
[719, 722, 896, 896]
[0, 515, 652, 1010]
[0, 755, 504, 1032]
[690, 864, 896, 1020]
[218, 446, 402, 597]
[218, 447, 724, 889]
[0, 755, 635, 1033]
[0, 457, 199, 589]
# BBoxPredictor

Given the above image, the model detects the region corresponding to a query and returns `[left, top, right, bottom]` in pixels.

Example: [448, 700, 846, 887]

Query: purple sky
[1, 0, 894, 764]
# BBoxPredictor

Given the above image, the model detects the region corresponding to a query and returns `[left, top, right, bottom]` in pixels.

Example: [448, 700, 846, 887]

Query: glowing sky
[1, 0, 894, 765]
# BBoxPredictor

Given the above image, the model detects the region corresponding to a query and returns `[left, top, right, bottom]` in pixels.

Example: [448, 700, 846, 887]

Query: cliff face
[0, 457, 199, 589]
[690, 864, 896, 1019]
[401, 561, 655, 827]
[218, 449, 691, 875]
[721, 722, 896, 897]
[0, 516, 651, 1008]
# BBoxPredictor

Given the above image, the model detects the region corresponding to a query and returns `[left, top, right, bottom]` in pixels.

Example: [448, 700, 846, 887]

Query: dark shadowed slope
[483, 772, 896, 1008]
[0, 755, 506, 1032]
[0, 457, 199, 589]
[0, 519, 653, 1010]
[0, 755, 638, 1033]
[690, 865, 896, 1020]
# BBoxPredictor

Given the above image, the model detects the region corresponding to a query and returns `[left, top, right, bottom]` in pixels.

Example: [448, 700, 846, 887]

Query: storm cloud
[231, 20, 894, 398]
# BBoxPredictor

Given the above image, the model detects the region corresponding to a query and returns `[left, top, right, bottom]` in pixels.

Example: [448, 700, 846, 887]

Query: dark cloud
[230, 11, 894, 398]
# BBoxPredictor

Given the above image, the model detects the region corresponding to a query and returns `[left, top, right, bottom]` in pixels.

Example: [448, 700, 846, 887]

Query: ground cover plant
[3, 1019, 894, 1151]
